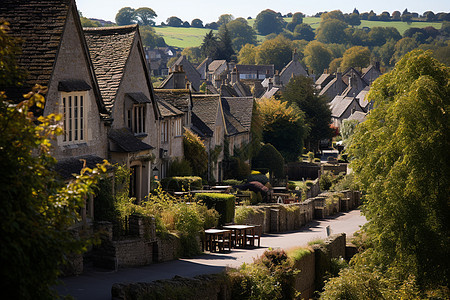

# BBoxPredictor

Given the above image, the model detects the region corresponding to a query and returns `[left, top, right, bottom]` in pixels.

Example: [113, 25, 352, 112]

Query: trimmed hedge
[161, 176, 202, 192]
[194, 193, 235, 226]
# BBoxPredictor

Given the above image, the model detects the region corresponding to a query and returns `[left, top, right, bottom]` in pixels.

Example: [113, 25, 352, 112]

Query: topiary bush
[161, 176, 202, 192]
[194, 193, 235, 226]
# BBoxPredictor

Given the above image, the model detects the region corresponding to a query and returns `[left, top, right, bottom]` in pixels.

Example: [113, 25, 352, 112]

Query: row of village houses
[2, 0, 381, 213]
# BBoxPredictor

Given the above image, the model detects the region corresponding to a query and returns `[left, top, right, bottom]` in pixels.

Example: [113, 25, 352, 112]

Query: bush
[160, 176, 202, 192]
[247, 172, 269, 185]
[194, 193, 235, 226]
[167, 158, 192, 177]
[222, 179, 243, 186]
[319, 171, 334, 190]
[252, 144, 285, 178]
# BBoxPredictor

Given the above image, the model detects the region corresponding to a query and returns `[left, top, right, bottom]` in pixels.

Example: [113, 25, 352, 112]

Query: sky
[76, 0, 449, 24]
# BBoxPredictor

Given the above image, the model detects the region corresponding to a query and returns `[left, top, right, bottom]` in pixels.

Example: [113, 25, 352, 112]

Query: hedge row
[194, 193, 235, 226]
[160, 176, 202, 192]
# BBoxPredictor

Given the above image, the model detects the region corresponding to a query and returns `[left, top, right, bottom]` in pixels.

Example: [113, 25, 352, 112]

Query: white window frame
[61, 91, 87, 144]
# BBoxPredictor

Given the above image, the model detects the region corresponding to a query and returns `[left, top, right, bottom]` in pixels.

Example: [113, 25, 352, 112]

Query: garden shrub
[252, 143, 285, 178]
[287, 246, 312, 262]
[160, 176, 202, 192]
[247, 171, 269, 185]
[235, 205, 258, 224]
[194, 193, 235, 226]
[222, 179, 243, 186]
[167, 158, 193, 177]
[319, 171, 334, 190]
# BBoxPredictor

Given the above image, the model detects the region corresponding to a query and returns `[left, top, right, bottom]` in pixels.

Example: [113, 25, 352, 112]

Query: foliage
[237, 43, 257, 64]
[286, 12, 303, 32]
[255, 35, 293, 71]
[133, 7, 157, 26]
[286, 246, 312, 262]
[115, 7, 136, 26]
[80, 17, 100, 27]
[229, 249, 298, 299]
[347, 50, 450, 289]
[316, 18, 348, 44]
[235, 205, 261, 224]
[303, 40, 333, 75]
[224, 156, 251, 181]
[194, 193, 235, 226]
[246, 172, 269, 185]
[160, 176, 202, 192]
[252, 143, 285, 178]
[340, 46, 371, 70]
[0, 22, 26, 88]
[167, 158, 193, 177]
[253, 9, 286, 35]
[183, 129, 208, 177]
[257, 97, 306, 162]
[282, 75, 333, 152]
[166, 16, 183, 27]
[190, 18, 203, 28]
[140, 25, 166, 49]
[220, 18, 257, 51]
[340, 119, 360, 145]
[293, 23, 315, 41]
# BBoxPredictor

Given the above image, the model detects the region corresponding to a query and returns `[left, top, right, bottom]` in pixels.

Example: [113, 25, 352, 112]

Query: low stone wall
[111, 234, 350, 300]
[321, 163, 347, 175]
[237, 190, 360, 234]
[111, 274, 229, 300]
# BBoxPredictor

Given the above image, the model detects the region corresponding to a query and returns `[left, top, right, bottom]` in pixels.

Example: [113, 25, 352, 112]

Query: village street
[58, 209, 367, 300]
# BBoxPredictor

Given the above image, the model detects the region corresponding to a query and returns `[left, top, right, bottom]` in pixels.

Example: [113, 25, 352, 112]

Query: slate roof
[330, 96, 362, 118]
[108, 128, 154, 153]
[221, 97, 253, 132]
[315, 73, 334, 89]
[261, 87, 281, 99]
[126, 92, 151, 104]
[208, 60, 227, 73]
[171, 56, 201, 91]
[0, 0, 70, 97]
[157, 99, 184, 118]
[236, 64, 274, 76]
[84, 25, 137, 112]
[54, 155, 105, 180]
[154, 89, 191, 113]
[348, 111, 367, 123]
[191, 94, 221, 137]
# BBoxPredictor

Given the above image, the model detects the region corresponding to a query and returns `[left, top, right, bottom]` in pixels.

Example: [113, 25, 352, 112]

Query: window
[61, 92, 86, 143]
[161, 121, 168, 143]
[174, 118, 182, 136]
[127, 104, 146, 134]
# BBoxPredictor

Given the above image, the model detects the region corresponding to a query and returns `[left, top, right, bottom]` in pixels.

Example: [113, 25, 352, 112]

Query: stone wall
[111, 234, 350, 300]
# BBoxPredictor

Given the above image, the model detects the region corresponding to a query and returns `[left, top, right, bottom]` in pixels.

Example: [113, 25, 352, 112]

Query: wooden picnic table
[222, 224, 260, 248]
[204, 229, 232, 252]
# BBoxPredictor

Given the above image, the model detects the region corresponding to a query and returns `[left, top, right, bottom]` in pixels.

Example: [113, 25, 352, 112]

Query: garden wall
[111, 234, 350, 300]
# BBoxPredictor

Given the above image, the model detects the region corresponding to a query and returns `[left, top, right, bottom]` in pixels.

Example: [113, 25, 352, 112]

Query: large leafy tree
[183, 129, 208, 177]
[253, 9, 286, 35]
[346, 50, 450, 291]
[256, 35, 293, 71]
[115, 7, 136, 26]
[316, 18, 348, 44]
[282, 75, 333, 152]
[340, 46, 371, 70]
[0, 24, 107, 298]
[166, 16, 183, 27]
[238, 43, 257, 64]
[303, 40, 333, 75]
[219, 18, 257, 51]
[257, 97, 306, 162]
[133, 7, 157, 26]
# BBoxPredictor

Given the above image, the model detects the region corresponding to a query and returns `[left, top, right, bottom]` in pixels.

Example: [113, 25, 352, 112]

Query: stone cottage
[84, 25, 160, 201]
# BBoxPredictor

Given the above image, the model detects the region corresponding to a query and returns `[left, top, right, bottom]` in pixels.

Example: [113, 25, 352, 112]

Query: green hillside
[154, 18, 443, 49]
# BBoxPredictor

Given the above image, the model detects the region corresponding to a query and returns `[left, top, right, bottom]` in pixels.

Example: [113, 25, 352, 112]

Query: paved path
[57, 209, 366, 300]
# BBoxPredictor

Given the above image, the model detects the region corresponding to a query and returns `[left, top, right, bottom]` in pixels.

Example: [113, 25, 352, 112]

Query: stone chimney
[274, 70, 281, 86]
[173, 65, 186, 89]
[231, 67, 239, 84]
[214, 74, 222, 89]
[336, 71, 343, 92]
[268, 78, 273, 90]
[292, 48, 298, 61]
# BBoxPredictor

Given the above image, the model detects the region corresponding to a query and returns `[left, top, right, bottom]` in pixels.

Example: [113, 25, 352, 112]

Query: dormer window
[58, 81, 92, 145]
[126, 93, 151, 136]
[62, 92, 86, 143]
[128, 104, 146, 134]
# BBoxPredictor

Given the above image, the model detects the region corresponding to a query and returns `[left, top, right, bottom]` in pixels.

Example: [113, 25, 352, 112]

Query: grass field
[154, 18, 443, 48]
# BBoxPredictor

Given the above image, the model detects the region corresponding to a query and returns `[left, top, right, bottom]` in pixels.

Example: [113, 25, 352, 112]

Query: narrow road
[57, 209, 366, 300]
